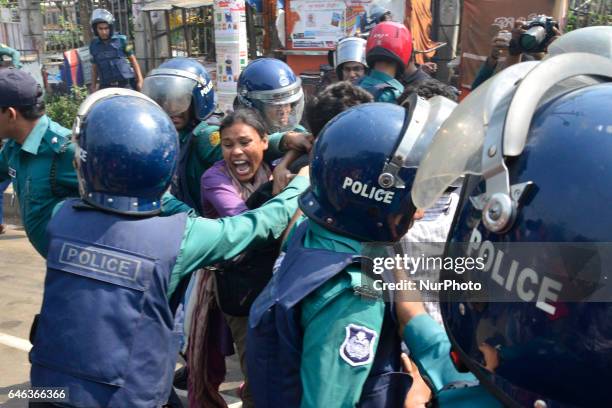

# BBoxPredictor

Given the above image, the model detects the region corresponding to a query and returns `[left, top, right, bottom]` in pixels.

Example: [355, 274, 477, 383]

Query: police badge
[339, 323, 377, 366]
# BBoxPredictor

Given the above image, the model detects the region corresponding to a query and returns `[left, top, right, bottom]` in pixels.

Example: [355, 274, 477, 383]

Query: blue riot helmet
[300, 97, 456, 242]
[73, 88, 179, 215]
[412, 54, 612, 407]
[142, 57, 216, 122]
[236, 58, 304, 133]
[90, 8, 114, 37]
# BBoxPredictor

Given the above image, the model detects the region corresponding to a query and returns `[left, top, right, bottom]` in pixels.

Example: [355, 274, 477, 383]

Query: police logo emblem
[209, 131, 220, 146]
[339, 324, 377, 366]
[279, 75, 290, 87]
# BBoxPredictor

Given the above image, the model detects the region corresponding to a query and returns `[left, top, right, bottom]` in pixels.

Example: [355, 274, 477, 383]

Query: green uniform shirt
[294, 219, 385, 408]
[177, 121, 222, 214]
[359, 70, 404, 103]
[52, 175, 308, 298]
[0, 116, 78, 256]
[117, 35, 135, 57]
[0, 43, 21, 68]
[403, 314, 502, 407]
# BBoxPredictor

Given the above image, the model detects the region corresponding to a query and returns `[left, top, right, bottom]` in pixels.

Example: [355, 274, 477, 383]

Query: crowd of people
[1, 5, 612, 408]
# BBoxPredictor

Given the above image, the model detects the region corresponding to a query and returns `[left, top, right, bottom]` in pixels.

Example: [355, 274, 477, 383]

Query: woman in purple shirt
[201, 109, 272, 218]
[196, 109, 280, 408]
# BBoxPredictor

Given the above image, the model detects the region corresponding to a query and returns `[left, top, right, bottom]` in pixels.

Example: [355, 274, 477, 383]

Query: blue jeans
[0, 179, 11, 225]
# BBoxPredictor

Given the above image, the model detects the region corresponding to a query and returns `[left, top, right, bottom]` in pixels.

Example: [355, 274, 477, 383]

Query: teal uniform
[358, 70, 404, 103]
[176, 121, 222, 213]
[166, 175, 308, 297]
[0, 43, 21, 68]
[284, 218, 385, 407]
[0, 116, 78, 256]
[403, 314, 502, 407]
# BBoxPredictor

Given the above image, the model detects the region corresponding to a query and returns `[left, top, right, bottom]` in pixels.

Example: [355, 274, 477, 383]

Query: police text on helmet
[342, 177, 395, 204]
[467, 228, 563, 315]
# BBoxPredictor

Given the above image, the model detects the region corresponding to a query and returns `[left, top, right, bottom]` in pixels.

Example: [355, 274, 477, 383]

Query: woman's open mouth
[232, 160, 251, 176]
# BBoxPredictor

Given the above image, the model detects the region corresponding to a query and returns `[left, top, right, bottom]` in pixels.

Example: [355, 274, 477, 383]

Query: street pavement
[0, 225, 243, 407]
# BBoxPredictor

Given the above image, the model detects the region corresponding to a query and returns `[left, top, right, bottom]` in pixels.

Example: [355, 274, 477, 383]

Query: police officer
[236, 58, 313, 158]
[333, 37, 368, 82]
[89, 9, 143, 91]
[29, 88, 309, 408]
[0, 43, 22, 68]
[236, 58, 314, 191]
[143, 57, 220, 214]
[358, 22, 411, 102]
[0, 69, 78, 257]
[401, 52, 612, 406]
[247, 99, 454, 407]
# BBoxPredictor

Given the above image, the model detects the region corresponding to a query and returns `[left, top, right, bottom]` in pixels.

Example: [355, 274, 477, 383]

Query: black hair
[219, 108, 267, 139]
[378, 12, 393, 23]
[305, 81, 373, 138]
[397, 78, 459, 105]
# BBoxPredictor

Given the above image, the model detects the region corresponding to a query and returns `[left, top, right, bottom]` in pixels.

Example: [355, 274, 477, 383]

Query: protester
[194, 109, 276, 408]
[397, 78, 459, 105]
[29, 89, 309, 408]
[305, 81, 373, 138]
[89, 8, 143, 91]
[0, 69, 78, 256]
[358, 22, 411, 102]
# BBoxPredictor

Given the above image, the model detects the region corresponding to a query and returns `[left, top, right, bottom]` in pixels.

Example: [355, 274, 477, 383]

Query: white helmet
[547, 26, 612, 60]
[333, 37, 367, 80]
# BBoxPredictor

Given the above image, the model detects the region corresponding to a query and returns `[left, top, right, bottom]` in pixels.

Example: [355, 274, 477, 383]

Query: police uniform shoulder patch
[339, 323, 377, 367]
[209, 130, 220, 147]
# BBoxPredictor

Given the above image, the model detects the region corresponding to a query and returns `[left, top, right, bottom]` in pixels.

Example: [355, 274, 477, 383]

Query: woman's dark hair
[219, 108, 267, 139]
[305, 81, 373, 138]
[397, 78, 459, 105]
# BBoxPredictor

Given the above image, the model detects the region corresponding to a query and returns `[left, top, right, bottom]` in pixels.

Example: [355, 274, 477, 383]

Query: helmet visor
[142, 75, 196, 117]
[411, 62, 539, 209]
[253, 88, 305, 133]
